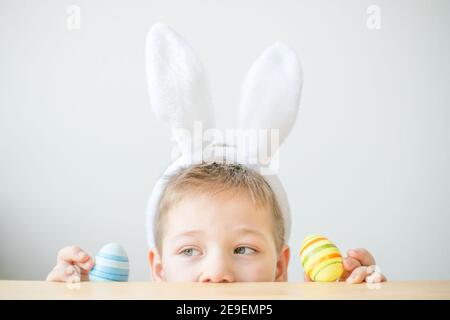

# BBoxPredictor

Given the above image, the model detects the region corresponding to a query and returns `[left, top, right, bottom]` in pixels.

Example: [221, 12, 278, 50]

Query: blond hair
[154, 161, 285, 253]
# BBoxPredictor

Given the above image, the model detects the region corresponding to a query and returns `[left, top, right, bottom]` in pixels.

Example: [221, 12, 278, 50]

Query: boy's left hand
[304, 248, 387, 284]
[340, 248, 386, 284]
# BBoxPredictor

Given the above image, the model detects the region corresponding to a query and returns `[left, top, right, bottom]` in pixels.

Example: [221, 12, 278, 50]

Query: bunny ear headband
[145, 22, 303, 248]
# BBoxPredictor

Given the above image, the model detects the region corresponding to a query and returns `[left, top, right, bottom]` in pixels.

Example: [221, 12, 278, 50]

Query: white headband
[145, 22, 303, 248]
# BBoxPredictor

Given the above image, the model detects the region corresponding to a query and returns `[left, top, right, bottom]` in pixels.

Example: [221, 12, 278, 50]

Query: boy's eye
[180, 248, 201, 256]
[234, 246, 256, 255]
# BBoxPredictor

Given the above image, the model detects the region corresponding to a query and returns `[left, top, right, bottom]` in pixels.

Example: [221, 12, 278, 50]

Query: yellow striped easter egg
[300, 235, 344, 282]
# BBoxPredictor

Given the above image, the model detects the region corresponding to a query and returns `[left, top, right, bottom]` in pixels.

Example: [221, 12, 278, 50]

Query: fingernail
[368, 273, 381, 283]
[366, 276, 374, 284]
[68, 275, 80, 283]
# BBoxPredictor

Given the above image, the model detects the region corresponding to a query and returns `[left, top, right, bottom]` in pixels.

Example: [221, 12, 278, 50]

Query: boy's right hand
[46, 246, 94, 283]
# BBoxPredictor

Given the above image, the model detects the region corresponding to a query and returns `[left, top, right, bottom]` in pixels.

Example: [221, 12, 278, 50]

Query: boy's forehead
[164, 192, 273, 234]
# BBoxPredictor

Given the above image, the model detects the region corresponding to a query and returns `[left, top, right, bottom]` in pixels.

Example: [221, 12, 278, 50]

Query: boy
[48, 23, 386, 284]
[46, 162, 386, 283]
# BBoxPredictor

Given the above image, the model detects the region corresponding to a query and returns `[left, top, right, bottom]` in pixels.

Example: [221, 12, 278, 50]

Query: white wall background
[1, 0, 449, 281]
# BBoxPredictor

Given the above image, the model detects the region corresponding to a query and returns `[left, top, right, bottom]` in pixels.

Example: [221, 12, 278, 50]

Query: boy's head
[147, 161, 290, 282]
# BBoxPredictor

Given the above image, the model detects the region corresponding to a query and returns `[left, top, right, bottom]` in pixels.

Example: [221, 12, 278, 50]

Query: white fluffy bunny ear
[238, 42, 303, 161]
[146, 22, 214, 157]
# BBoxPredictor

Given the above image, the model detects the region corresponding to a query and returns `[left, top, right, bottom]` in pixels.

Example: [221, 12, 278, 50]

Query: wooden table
[0, 281, 449, 300]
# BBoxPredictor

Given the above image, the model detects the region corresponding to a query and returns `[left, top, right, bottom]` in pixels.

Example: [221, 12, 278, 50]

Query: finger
[67, 274, 81, 283]
[365, 271, 386, 284]
[46, 262, 81, 282]
[76, 263, 92, 281]
[57, 246, 94, 270]
[71, 264, 81, 275]
[346, 266, 369, 284]
[65, 265, 81, 283]
[365, 265, 387, 283]
[57, 246, 88, 263]
[347, 248, 376, 266]
[77, 258, 95, 272]
[343, 257, 361, 271]
[340, 257, 362, 281]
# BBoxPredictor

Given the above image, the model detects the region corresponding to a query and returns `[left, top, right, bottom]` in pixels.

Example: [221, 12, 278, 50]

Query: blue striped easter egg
[89, 243, 129, 282]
